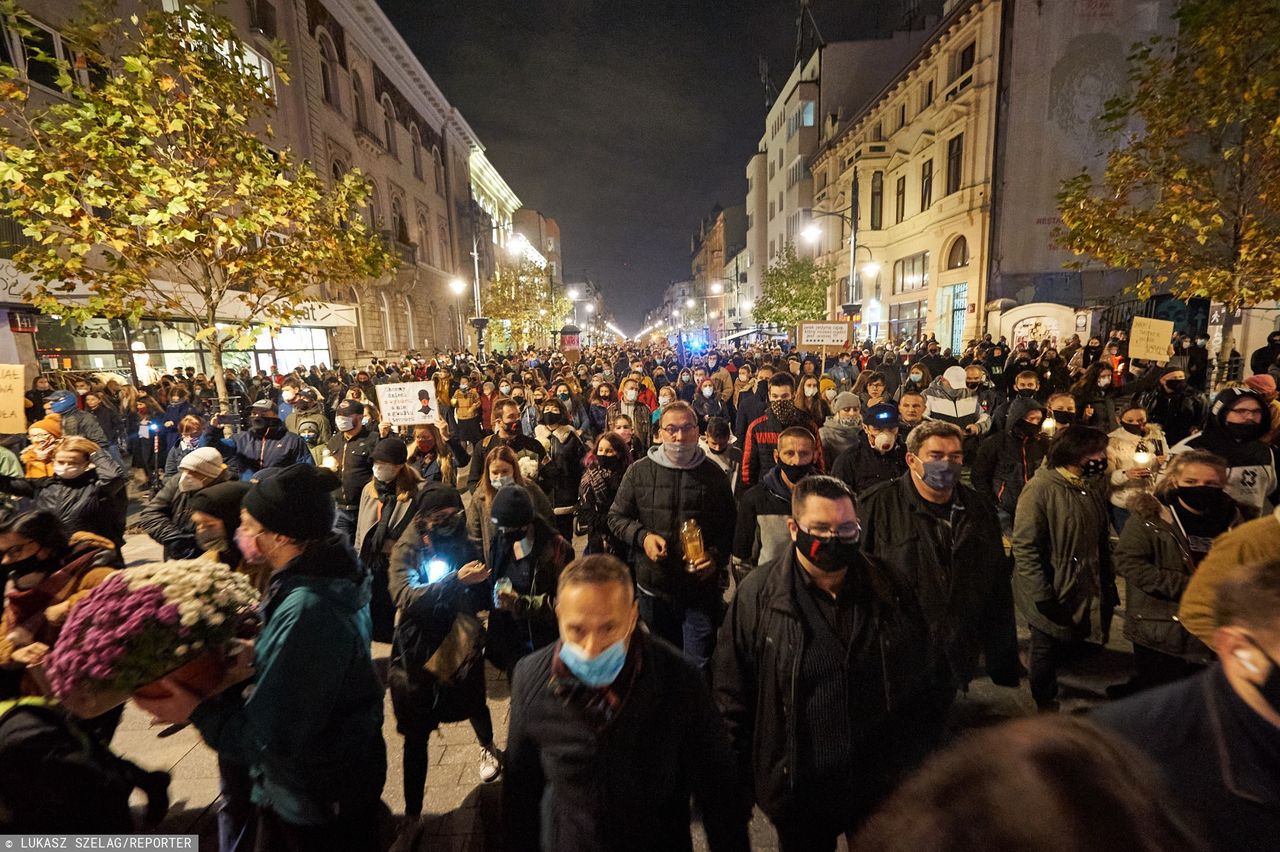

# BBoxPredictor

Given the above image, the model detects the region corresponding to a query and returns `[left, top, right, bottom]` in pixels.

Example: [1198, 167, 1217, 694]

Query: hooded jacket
[190, 535, 386, 826]
[730, 466, 794, 582]
[971, 397, 1048, 518]
[741, 405, 825, 489]
[923, 375, 990, 434]
[210, 422, 314, 483]
[818, 413, 862, 461]
[607, 444, 735, 604]
[1169, 389, 1280, 515]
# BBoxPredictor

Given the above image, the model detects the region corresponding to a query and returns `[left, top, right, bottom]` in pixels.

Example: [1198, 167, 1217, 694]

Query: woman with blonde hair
[407, 421, 467, 487]
[465, 445, 553, 564]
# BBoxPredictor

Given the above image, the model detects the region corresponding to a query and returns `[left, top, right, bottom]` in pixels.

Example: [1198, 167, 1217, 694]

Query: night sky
[375, 1, 910, 329]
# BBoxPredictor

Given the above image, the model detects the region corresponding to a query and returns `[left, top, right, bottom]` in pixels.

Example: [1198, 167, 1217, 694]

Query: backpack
[0, 697, 170, 832]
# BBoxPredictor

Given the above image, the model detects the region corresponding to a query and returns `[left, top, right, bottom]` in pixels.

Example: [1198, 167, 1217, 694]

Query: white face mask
[282, 389, 296, 402]
[460, 382, 470, 391]
[54, 463, 86, 480]
[500, 384, 511, 395]
[804, 386, 818, 398]
[873, 431, 896, 452]
[335, 415, 357, 432]
[491, 474, 515, 490]
[177, 471, 204, 492]
[624, 389, 638, 403]
[513, 533, 535, 560]
[701, 387, 715, 398]
[1098, 378, 1112, 388]
[659, 396, 674, 407]
[372, 462, 399, 483]
[824, 388, 837, 401]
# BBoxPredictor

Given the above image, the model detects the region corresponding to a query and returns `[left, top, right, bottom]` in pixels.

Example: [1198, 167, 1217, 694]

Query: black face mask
[1081, 457, 1108, 478]
[248, 415, 272, 433]
[1016, 388, 1037, 398]
[1050, 409, 1075, 424]
[1224, 421, 1264, 442]
[1014, 420, 1042, 438]
[597, 454, 623, 470]
[1164, 379, 1186, 393]
[770, 399, 797, 421]
[541, 411, 564, 427]
[5, 553, 47, 582]
[705, 444, 726, 455]
[777, 461, 813, 483]
[1122, 423, 1146, 436]
[1171, 485, 1235, 518]
[966, 380, 982, 390]
[794, 527, 860, 573]
[428, 513, 467, 542]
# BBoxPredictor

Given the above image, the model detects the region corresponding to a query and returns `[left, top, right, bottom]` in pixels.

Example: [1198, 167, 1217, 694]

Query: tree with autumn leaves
[482, 257, 572, 352]
[1057, 0, 1280, 325]
[753, 242, 838, 333]
[0, 0, 395, 405]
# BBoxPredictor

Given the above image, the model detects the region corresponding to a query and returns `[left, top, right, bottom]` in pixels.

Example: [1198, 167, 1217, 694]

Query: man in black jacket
[830, 403, 908, 495]
[324, 399, 377, 543]
[466, 398, 545, 492]
[714, 476, 946, 851]
[859, 420, 1020, 695]
[1094, 561, 1280, 852]
[741, 373, 825, 489]
[608, 401, 734, 672]
[504, 554, 749, 852]
[971, 396, 1049, 535]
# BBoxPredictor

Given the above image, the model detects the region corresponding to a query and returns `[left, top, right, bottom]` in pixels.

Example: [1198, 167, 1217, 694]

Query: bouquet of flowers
[43, 560, 260, 718]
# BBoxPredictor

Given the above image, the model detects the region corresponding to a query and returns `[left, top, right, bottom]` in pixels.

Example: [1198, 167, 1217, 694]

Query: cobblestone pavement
[113, 519, 1135, 851]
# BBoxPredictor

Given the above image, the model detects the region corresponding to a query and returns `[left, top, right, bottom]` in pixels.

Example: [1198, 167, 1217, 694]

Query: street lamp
[448, 278, 467, 350]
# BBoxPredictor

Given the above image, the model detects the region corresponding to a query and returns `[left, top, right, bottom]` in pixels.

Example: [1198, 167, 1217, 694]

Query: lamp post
[802, 212, 878, 333]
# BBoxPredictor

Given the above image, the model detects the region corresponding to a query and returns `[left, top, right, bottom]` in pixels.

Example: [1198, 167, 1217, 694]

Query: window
[946, 134, 963, 195]
[890, 299, 928, 340]
[869, 171, 883, 231]
[317, 30, 340, 109]
[803, 101, 815, 126]
[897, 103, 906, 131]
[922, 78, 934, 109]
[769, 239, 776, 260]
[351, 71, 368, 131]
[787, 160, 807, 189]
[432, 148, 444, 195]
[769, 160, 775, 179]
[17, 20, 64, 91]
[330, 158, 346, 183]
[871, 122, 883, 142]
[381, 96, 397, 157]
[403, 293, 416, 349]
[379, 291, 395, 350]
[417, 214, 431, 265]
[956, 41, 976, 80]
[920, 159, 933, 211]
[768, 200, 775, 221]
[366, 182, 380, 229]
[893, 251, 929, 294]
[438, 221, 450, 266]
[895, 175, 906, 224]
[410, 125, 423, 179]
[391, 198, 408, 244]
[947, 236, 970, 269]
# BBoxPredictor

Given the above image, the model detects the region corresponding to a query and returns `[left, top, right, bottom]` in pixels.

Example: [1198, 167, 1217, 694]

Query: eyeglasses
[659, 424, 698, 438]
[802, 522, 862, 541]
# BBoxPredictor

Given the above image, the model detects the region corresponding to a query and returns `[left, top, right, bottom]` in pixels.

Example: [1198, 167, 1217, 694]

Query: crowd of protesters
[1, 324, 1278, 852]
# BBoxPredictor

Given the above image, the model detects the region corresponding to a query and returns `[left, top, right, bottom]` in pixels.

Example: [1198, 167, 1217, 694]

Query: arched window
[438, 224, 450, 267]
[391, 197, 408, 244]
[432, 147, 444, 195]
[351, 71, 368, 130]
[409, 124, 423, 180]
[330, 158, 345, 183]
[381, 96, 397, 156]
[947, 235, 970, 269]
[379, 291, 395, 350]
[417, 213, 431, 265]
[316, 30, 340, 110]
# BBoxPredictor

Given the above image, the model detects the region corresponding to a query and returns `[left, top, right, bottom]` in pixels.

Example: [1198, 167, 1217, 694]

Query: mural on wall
[1012, 316, 1063, 349]
[1047, 33, 1129, 165]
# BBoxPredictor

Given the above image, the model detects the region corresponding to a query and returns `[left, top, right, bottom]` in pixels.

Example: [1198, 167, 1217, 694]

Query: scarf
[549, 631, 644, 731]
[4, 544, 97, 646]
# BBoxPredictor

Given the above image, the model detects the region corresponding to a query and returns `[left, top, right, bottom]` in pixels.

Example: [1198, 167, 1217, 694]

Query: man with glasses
[714, 475, 946, 851]
[1169, 387, 1279, 516]
[859, 420, 1020, 697]
[608, 401, 734, 671]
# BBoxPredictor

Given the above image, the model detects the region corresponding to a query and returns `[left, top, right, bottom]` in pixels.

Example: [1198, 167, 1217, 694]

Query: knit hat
[371, 437, 408, 465]
[832, 392, 860, 413]
[1244, 375, 1276, 397]
[864, 403, 900, 430]
[47, 390, 76, 414]
[29, 414, 62, 438]
[242, 465, 341, 540]
[418, 483, 464, 515]
[336, 399, 365, 417]
[178, 446, 225, 479]
[490, 485, 534, 529]
[188, 481, 251, 536]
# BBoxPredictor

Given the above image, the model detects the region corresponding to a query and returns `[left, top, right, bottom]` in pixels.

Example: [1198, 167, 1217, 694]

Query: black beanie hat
[490, 485, 534, 528]
[242, 465, 341, 540]
[418, 483, 464, 516]
[372, 437, 408, 465]
[188, 481, 251, 536]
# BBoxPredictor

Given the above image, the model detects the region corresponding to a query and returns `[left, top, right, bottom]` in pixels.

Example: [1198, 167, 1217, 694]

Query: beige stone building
[809, 0, 999, 351]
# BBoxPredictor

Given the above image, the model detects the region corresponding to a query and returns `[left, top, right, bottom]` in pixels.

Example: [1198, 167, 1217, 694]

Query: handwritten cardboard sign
[1129, 317, 1175, 363]
[0, 364, 24, 434]
[376, 381, 438, 427]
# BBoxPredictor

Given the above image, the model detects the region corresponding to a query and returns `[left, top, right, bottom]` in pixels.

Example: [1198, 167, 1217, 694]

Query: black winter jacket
[858, 475, 1020, 688]
[324, 426, 378, 507]
[136, 475, 217, 560]
[829, 436, 908, 496]
[209, 423, 314, 483]
[0, 450, 127, 547]
[712, 549, 945, 821]
[58, 408, 110, 448]
[505, 631, 750, 852]
[607, 452, 734, 604]
[971, 423, 1048, 517]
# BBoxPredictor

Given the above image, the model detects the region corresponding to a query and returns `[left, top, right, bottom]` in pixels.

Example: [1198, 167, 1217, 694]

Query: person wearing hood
[207, 399, 313, 482]
[742, 373, 826, 489]
[133, 465, 386, 852]
[972, 396, 1050, 536]
[700, 416, 742, 493]
[1012, 425, 1117, 710]
[1132, 368, 1203, 446]
[607, 401, 735, 672]
[22, 415, 63, 478]
[284, 385, 331, 445]
[137, 447, 229, 561]
[44, 389, 109, 448]
[1248, 329, 1280, 376]
[923, 367, 990, 466]
[1242, 374, 1280, 446]
[732, 427, 817, 582]
[1068, 336, 1104, 378]
[1168, 387, 1279, 516]
[0, 436, 126, 549]
[485, 485, 574, 676]
[1111, 450, 1239, 697]
[387, 485, 503, 812]
[830, 402, 909, 497]
[820, 392, 864, 461]
[354, 438, 426, 643]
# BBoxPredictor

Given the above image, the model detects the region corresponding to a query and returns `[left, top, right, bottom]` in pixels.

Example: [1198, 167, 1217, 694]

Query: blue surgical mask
[559, 637, 628, 687]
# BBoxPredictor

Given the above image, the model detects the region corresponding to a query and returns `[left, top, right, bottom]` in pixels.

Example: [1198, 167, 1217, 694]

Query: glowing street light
[685, 297, 695, 309]
[862, 261, 882, 279]
[448, 278, 466, 295]
[710, 282, 723, 295]
[741, 298, 754, 313]
[567, 287, 580, 300]
[585, 303, 595, 314]
[801, 223, 822, 244]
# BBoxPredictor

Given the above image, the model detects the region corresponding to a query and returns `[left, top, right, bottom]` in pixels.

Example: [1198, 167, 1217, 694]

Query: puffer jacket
[1106, 424, 1168, 509]
[607, 445, 735, 604]
[137, 473, 229, 560]
[1114, 492, 1227, 662]
[1011, 467, 1117, 643]
[190, 535, 385, 826]
[0, 450, 127, 548]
